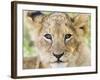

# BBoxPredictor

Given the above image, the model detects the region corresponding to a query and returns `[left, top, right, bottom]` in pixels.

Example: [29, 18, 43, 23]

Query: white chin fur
[50, 63, 68, 68]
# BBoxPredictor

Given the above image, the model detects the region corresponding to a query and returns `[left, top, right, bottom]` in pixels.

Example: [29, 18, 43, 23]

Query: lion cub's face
[27, 12, 89, 68]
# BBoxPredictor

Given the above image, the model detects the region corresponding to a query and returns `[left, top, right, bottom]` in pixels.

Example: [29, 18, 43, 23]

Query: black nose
[53, 52, 64, 59]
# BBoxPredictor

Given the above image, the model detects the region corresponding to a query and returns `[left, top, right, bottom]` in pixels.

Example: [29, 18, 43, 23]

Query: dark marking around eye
[44, 34, 52, 40]
[65, 34, 72, 40]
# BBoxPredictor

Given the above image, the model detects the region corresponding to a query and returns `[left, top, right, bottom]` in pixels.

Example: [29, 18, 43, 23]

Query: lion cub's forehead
[43, 12, 71, 27]
[48, 13, 67, 21]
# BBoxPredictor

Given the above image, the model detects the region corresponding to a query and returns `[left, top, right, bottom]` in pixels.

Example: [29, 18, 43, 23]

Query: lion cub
[24, 11, 90, 68]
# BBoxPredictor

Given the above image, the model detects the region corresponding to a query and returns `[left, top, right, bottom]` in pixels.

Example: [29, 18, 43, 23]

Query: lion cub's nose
[53, 52, 64, 59]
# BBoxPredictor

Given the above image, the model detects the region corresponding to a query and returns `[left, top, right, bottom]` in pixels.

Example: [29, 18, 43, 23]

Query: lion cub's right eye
[44, 34, 52, 40]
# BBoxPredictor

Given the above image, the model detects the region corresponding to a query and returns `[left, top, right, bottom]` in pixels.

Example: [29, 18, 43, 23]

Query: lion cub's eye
[65, 34, 72, 40]
[44, 34, 52, 40]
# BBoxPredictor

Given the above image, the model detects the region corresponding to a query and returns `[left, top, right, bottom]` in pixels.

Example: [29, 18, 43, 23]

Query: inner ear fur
[71, 14, 90, 37]
[73, 14, 89, 25]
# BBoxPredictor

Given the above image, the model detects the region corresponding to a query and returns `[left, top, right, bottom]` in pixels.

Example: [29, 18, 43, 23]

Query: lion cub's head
[26, 11, 90, 68]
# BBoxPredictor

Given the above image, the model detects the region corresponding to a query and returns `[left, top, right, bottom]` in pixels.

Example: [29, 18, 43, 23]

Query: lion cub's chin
[50, 63, 68, 68]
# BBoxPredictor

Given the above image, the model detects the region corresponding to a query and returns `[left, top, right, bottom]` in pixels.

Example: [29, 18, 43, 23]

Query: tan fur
[24, 12, 91, 68]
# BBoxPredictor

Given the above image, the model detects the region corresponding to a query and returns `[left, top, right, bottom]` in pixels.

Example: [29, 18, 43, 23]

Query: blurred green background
[23, 25, 37, 57]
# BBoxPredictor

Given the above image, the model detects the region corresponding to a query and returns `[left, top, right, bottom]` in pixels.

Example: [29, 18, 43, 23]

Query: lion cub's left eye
[65, 34, 72, 40]
[44, 34, 52, 40]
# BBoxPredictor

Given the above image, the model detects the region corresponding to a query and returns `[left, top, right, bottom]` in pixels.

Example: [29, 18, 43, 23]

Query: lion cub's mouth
[51, 60, 68, 64]
[50, 61, 69, 68]
[54, 59, 64, 63]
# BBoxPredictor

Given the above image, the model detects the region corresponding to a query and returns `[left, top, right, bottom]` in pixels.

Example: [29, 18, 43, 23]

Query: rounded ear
[24, 11, 44, 41]
[27, 11, 44, 23]
[71, 14, 90, 37]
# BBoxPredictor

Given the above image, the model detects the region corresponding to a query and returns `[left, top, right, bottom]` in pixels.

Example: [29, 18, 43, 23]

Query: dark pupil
[44, 34, 52, 39]
[65, 34, 72, 39]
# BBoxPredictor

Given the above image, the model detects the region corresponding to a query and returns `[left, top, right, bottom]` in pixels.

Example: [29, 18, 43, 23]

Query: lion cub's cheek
[36, 36, 52, 51]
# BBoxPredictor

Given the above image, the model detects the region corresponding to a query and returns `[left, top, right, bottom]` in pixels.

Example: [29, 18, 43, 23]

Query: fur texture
[24, 12, 91, 68]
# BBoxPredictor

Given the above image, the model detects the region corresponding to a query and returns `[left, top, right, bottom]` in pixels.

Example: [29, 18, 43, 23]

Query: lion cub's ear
[24, 11, 44, 41]
[72, 14, 90, 37]
[27, 11, 44, 23]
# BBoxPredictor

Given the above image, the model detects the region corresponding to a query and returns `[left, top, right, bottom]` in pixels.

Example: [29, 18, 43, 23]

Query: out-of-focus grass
[23, 25, 37, 57]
